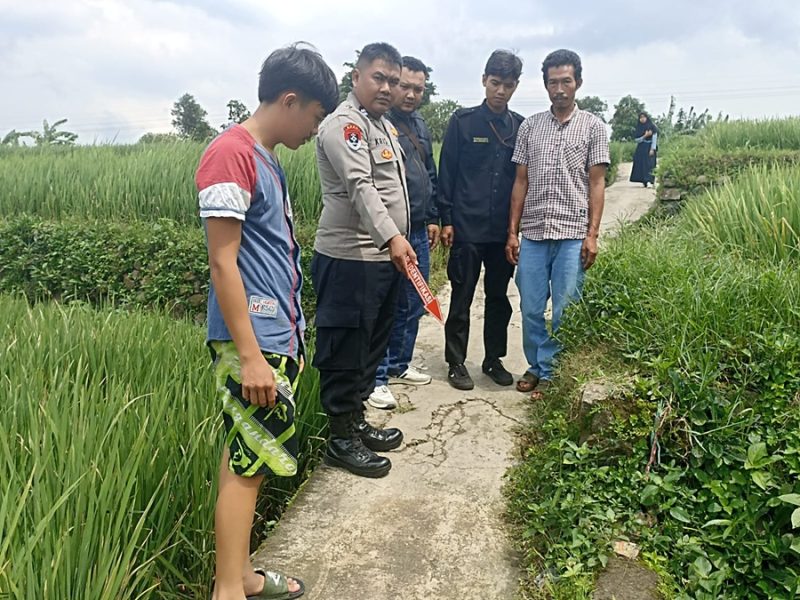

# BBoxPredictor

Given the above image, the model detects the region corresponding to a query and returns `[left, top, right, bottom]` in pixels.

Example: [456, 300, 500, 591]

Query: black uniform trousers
[444, 242, 514, 366]
[311, 252, 401, 416]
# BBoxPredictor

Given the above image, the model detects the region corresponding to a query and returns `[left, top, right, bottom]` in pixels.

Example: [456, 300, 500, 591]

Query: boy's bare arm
[207, 218, 276, 408]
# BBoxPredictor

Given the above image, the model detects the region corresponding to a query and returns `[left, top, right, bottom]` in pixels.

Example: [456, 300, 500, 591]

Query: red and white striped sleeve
[195, 130, 256, 221]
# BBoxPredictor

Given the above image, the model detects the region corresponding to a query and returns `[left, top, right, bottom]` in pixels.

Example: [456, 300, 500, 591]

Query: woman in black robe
[630, 112, 658, 187]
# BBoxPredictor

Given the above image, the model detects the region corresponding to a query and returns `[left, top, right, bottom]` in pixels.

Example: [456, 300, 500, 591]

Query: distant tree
[420, 74, 437, 108]
[171, 93, 215, 141]
[138, 132, 181, 144]
[223, 99, 251, 129]
[28, 119, 78, 146]
[1, 129, 36, 146]
[338, 53, 437, 106]
[610, 95, 647, 141]
[338, 59, 357, 103]
[654, 96, 726, 140]
[419, 99, 463, 142]
[576, 95, 608, 122]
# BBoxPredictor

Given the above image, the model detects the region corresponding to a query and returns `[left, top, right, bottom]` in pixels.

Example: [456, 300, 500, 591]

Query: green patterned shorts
[209, 341, 300, 478]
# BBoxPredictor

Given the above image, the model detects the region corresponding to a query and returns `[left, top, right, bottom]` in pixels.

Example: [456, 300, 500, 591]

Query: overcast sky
[2, 0, 799, 143]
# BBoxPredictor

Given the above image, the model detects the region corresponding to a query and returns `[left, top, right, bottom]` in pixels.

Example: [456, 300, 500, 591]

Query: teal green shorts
[209, 341, 300, 478]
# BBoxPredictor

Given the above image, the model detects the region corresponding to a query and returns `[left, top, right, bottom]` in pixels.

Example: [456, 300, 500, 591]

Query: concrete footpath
[252, 163, 655, 600]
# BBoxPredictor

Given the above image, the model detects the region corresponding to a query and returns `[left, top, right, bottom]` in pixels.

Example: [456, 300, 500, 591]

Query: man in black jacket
[438, 50, 524, 390]
[369, 55, 439, 409]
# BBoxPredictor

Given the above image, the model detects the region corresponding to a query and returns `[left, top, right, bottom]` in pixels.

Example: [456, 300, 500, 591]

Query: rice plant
[0, 141, 322, 225]
[702, 117, 800, 151]
[682, 164, 800, 260]
[0, 295, 325, 599]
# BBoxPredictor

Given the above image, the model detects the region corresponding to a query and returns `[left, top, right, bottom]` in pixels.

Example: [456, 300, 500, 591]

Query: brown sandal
[529, 380, 552, 401]
[516, 372, 539, 393]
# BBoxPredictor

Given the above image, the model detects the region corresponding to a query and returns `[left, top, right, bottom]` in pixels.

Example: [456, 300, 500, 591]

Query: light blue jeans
[515, 238, 585, 381]
[375, 226, 430, 386]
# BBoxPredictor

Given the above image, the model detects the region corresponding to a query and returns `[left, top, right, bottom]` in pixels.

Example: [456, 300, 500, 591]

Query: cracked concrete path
[252, 163, 654, 600]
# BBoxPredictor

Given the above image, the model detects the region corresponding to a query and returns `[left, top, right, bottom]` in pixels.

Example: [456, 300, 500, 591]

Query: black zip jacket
[388, 108, 438, 230]
[438, 101, 523, 243]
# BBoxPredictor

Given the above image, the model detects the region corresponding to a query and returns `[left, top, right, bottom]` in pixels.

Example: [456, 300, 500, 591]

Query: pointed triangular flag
[405, 257, 444, 325]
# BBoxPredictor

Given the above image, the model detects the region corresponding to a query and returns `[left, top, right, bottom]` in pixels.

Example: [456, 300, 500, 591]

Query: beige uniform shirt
[315, 92, 410, 261]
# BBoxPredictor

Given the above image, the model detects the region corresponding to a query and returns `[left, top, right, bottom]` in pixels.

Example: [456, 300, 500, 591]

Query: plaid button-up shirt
[512, 106, 609, 241]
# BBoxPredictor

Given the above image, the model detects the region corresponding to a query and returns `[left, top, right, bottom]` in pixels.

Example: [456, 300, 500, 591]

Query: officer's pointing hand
[388, 234, 417, 276]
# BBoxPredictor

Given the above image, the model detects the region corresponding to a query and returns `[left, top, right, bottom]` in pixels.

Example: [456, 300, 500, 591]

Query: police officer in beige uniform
[312, 42, 416, 478]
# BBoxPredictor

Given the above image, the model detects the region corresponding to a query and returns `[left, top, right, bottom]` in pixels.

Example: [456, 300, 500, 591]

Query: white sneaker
[390, 366, 432, 386]
[368, 385, 398, 409]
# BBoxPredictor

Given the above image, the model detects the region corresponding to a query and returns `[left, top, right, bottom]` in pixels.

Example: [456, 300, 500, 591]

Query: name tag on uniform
[473, 137, 490, 143]
[249, 295, 278, 318]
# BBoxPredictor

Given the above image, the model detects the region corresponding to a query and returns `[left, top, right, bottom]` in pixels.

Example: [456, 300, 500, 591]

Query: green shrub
[0, 216, 209, 319]
[658, 144, 800, 191]
[0, 294, 326, 599]
[0, 216, 319, 325]
[657, 118, 800, 194]
[510, 221, 800, 599]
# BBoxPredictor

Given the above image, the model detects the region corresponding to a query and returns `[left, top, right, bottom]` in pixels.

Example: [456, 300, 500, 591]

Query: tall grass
[511, 130, 800, 597]
[0, 295, 325, 599]
[511, 218, 800, 598]
[702, 117, 800, 151]
[682, 164, 800, 260]
[0, 141, 323, 224]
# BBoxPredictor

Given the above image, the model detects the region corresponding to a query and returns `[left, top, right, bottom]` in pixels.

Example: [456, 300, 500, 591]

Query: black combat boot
[354, 410, 404, 452]
[324, 412, 392, 478]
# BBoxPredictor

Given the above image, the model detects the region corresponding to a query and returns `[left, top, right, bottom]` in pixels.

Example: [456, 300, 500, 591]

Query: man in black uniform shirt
[438, 50, 524, 390]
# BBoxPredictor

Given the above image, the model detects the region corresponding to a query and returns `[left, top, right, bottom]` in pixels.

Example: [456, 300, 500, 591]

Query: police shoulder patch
[343, 123, 364, 151]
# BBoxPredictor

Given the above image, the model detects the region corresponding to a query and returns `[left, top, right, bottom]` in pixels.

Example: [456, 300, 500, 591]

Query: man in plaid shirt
[505, 49, 609, 400]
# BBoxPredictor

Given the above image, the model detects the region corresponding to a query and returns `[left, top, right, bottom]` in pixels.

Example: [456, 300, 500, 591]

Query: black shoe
[354, 411, 403, 452]
[448, 363, 474, 390]
[482, 358, 514, 386]
[324, 413, 391, 478]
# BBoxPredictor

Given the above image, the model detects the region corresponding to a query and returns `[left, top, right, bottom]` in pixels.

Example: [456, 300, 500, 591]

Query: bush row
[0, 216, 319, 324]
[657, 142, 800, 193]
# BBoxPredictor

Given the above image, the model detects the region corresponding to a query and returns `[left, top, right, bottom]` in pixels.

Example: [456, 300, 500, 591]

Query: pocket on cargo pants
[312, 306, 363, 371]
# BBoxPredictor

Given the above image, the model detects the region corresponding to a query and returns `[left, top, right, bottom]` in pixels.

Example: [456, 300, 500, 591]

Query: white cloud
[1, 0, 798, 143]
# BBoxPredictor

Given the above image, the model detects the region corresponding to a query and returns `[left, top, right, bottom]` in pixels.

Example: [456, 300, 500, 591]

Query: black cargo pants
[311, 252, 401, 416]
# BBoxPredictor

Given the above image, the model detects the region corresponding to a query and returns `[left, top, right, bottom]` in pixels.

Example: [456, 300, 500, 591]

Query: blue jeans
[375, 227, 431, 386]
[515, 238, 585, 381]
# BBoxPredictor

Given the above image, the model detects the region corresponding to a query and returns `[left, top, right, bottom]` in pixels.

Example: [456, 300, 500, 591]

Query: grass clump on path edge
[507, 215, 800, 599]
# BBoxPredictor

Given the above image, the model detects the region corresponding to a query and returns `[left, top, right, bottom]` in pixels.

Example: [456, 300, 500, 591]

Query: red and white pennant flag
[405, 257, 444, 325]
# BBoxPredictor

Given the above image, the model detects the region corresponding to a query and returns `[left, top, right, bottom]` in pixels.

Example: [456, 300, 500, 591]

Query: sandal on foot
[247, 569, 305, 600]
[516, 371, 539, 393]
[529, 380, 552, 402]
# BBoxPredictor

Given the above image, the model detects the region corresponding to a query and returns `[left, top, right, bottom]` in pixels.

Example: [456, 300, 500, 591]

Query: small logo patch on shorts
[249, 295, 278, 318]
